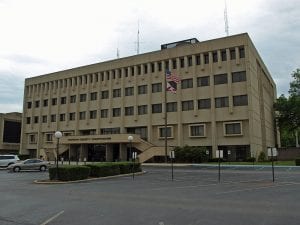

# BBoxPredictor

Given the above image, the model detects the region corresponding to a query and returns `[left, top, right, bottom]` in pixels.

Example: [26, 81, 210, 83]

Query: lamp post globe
[55, 131, 63, 139]
[127, 135, 133, 142]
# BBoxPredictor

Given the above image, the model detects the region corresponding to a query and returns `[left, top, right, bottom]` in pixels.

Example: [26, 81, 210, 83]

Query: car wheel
[40, 165, 47, 172]
[13, 167, 21, 172]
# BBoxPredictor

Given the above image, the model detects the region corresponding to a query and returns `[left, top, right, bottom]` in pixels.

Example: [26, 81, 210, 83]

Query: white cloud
[0, 0, 299, 112]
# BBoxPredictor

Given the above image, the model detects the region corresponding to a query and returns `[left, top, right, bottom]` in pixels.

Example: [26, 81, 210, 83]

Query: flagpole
[164, 69, 168, 163]
[164, 69, 181, 164]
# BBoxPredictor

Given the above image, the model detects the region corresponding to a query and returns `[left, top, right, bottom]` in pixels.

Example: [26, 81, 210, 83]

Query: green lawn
[206, 161, 296, 166]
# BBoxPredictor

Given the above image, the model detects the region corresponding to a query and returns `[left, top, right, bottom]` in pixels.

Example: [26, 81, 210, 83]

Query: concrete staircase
[128, 137, 168, 162]
[136, 146, 166, 163]
[55, 133, 169, 163]
[52, 145, 69, 159]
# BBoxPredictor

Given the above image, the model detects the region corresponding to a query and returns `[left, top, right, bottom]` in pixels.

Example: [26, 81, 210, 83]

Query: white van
[0, 155, 20, 167]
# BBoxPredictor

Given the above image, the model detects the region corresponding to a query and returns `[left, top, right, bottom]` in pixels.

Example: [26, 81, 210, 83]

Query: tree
[274, 69, 300, 147]
[289, 68, 300, 97]
[275, 94, 300, 131]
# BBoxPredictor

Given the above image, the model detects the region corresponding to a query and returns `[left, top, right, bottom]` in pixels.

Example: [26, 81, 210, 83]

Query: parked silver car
[7, 159, 49, 172]
[0, 155, 20, 167]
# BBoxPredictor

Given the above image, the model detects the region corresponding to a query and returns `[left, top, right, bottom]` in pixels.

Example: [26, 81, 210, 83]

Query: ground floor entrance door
[87, 144, 106, 162]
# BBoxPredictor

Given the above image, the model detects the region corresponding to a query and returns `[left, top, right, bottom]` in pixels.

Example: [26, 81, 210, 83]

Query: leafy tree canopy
[289, 68, 300, 97]
[275, 69, 300, 132]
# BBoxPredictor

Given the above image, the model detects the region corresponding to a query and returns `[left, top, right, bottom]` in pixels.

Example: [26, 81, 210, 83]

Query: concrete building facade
[0, 112, 22, 154]
[20, 33, 277, 162]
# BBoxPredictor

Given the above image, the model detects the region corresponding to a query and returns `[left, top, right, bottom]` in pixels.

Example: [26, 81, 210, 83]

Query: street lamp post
[128, 135, 133, 161]
[128, 135, 134, 179]
[54, 131, 63, 180]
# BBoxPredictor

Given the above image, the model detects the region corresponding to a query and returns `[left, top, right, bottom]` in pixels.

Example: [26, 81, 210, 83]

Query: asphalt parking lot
[0, 165, 300, 225]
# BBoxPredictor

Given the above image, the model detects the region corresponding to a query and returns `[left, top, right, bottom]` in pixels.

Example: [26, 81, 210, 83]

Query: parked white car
[0, 155, 20, 167]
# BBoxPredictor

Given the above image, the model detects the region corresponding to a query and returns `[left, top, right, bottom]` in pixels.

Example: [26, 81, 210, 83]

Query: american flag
[166, 69, 181, 83]
[166, 82, 177, 94]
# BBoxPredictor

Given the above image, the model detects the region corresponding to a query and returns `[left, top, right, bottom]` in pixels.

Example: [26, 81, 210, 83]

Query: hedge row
[49, 162, 141, 181]
[87, 162, 141, 177]
[49, 166, 91, 181]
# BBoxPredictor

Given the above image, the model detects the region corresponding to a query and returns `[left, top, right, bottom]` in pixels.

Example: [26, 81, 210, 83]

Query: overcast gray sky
[0, 0, 299, 113]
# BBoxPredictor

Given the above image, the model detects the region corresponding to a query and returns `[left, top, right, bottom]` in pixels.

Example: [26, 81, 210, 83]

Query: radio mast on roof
[137, 20, 140, 54]
[224, 0, 229, 36]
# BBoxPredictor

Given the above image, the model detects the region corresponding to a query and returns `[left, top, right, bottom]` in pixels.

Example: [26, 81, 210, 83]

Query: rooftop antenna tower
[117, 47, 120, 59]
[224, 0, 229, 36]
[137, 20, 140, 54]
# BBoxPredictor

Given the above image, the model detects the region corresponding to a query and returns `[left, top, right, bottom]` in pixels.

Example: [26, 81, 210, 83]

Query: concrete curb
[142, 163, 194, 167]
[142, 163, 300, 170]
[34, 171, 146, 184]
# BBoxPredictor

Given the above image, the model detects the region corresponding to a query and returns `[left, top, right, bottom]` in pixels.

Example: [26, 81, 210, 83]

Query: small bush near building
[48, 162, 142, 181]
[209, 158, 224, 163]
[258, 151, 266, 162]
[131, 162, 142, 173]
[174, 146, 209, 163]
[245, 157, 256, 162]
[118, 162, 141, 174]
[87, 163, 120, 177]
[49, 166, 91, 181]
[295, 158, 300, 166]
[118, 162, 132, 174]
[87, 162, 142, 177]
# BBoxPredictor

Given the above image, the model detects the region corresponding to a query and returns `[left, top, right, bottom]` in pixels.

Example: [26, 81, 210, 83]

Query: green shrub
[49, 166, 90, 181]
[258, 151, 266, 162]
[118, 162, 133, 174]
[174, 146, 209, 163]
[131, 162, 142, 173]
[209, 158, 224, 162]
[48, 163, 142, 181]
[86, 163, 120, 177]
[245, 157, 256, 162]
[295, 158, 300, 166]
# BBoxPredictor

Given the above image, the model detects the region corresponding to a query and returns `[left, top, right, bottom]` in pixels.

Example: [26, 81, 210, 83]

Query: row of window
[161, 122, 242, 138]
[27, 71, 246, 109]
[26, 95, 248, 124]
[28, 121, 243, 144]
[26, 46, 245, 95]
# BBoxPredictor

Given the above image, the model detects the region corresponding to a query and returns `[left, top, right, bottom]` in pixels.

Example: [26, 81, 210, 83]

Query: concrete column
[106, 144, 113, 162]
[79, 144, 84, 161]
[81, 145, 88, 161]
[119, 144, 128, 161]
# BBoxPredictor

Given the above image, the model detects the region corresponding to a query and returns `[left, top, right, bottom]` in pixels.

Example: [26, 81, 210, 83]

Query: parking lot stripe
[40, 210, 64, 225]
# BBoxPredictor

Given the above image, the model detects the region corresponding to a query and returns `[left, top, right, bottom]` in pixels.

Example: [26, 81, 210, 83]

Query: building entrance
[87, 144, 106, 162]
[112, 144, 120, 161]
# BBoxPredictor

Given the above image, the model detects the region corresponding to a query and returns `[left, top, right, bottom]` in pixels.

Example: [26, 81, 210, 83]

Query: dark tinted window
[3, 121, 21, 143]
[214, 74, 228, 85]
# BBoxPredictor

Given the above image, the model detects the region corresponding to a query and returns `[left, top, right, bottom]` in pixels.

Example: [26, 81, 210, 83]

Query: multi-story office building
[20, 33, 277, 162]
[0, 112, 22, 154]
